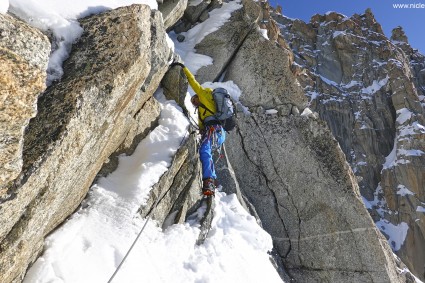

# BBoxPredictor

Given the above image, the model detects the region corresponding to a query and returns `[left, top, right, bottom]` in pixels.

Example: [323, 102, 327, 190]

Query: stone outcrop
[224, 30, 305, 110]
[194, 5, 253, 83]
[275, 8, 425, 280]
[173, 0, 225, 34]
[391, 26, 425, 98]
[0, 5, 173, 282]
[141, 132, 202, 226]
[0, 13, 50, 188]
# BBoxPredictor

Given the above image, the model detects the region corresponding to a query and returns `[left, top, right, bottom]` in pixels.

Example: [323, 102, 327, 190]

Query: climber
[171, 62, 226, 196]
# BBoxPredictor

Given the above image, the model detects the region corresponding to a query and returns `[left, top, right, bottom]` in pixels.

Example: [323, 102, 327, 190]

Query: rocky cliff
[0, 0, 422, 282]
[273, 8, 425, 280]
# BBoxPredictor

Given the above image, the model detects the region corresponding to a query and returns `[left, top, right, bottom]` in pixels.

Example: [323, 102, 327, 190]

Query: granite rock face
[275, 8, 425, 280]
[227, 113, 406, 282]
[0, 5, 172, 282]
[194, 5, 252, 83]
[0, 13, 50, 188]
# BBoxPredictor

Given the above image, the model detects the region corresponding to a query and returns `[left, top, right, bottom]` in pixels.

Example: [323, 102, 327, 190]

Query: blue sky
[272, 0, 425, 54]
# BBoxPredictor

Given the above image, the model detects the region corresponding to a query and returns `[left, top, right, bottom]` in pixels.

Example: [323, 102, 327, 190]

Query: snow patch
[343, 80, 361, 88]
[376, 220, 409, 251]
[0, 1, 9, 13]
[169, 0, 242, 74]
[372, 59, 387, 67]
[307, 91, 320, 104]
[188, 0, 203, 6]
[396, 108, 413, 125]
[362, 197, 373, 210]
[354, 110, 362, 120]
[259, 28, 269, 40]
[398, 148, 425, 157]
[398, 122, 425, 142]
[319, 75, 339, 87]
[301, 107, 313, 117]
[396, 185, 415, 196]
[382, 145, 410, 169]
[361, 76, 389, 95]
[265, 109, 278, 115]
[333, 31, 346, 38]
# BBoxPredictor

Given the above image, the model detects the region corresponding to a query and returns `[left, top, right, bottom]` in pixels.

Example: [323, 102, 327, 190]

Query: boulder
[161, 65, 188, 108]
[0, 13, 50, 70]
[159, 0, 188, 30]
[184, 0, 211, 24]
[0, 5, 173, 282]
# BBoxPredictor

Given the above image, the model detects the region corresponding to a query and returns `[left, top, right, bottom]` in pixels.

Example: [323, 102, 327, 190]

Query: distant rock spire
[363, 8, 384, 34]
[391, 26, 409, 43]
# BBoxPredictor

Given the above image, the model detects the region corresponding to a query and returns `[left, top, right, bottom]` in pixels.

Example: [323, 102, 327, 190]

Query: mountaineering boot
[202, 178, 216, 196]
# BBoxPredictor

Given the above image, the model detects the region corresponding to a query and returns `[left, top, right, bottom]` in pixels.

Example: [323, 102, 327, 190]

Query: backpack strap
[197, 102, 214, 125]
[197, 102, 223, 127]
[198, 102, 214, 116]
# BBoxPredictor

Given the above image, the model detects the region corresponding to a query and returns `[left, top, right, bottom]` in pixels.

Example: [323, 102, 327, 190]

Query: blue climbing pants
[199, 125, 226, 180]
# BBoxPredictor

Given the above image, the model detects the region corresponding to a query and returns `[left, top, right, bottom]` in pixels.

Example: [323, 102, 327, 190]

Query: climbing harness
[200, 125, 224, 164]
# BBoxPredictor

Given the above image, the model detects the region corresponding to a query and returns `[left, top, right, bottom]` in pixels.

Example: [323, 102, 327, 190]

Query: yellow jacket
[183, 67, 217, 129]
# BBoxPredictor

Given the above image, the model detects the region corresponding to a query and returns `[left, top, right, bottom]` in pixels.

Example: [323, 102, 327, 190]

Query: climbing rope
[107, 132, 192, 282]
[107, 183, 166, 283]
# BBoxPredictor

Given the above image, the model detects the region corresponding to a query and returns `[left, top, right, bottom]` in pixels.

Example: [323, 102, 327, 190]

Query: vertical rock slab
[225, 28, 306, 111]
[194, 1, 251, 83]
[226, 113, 407, 282]
[0, 5, 172, 282]
[0, 13, 50, 188]
[391, 26, 425, 98]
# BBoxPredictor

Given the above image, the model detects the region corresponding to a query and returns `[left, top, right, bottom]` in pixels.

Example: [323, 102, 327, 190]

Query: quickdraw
[200, 125, 224, 164]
